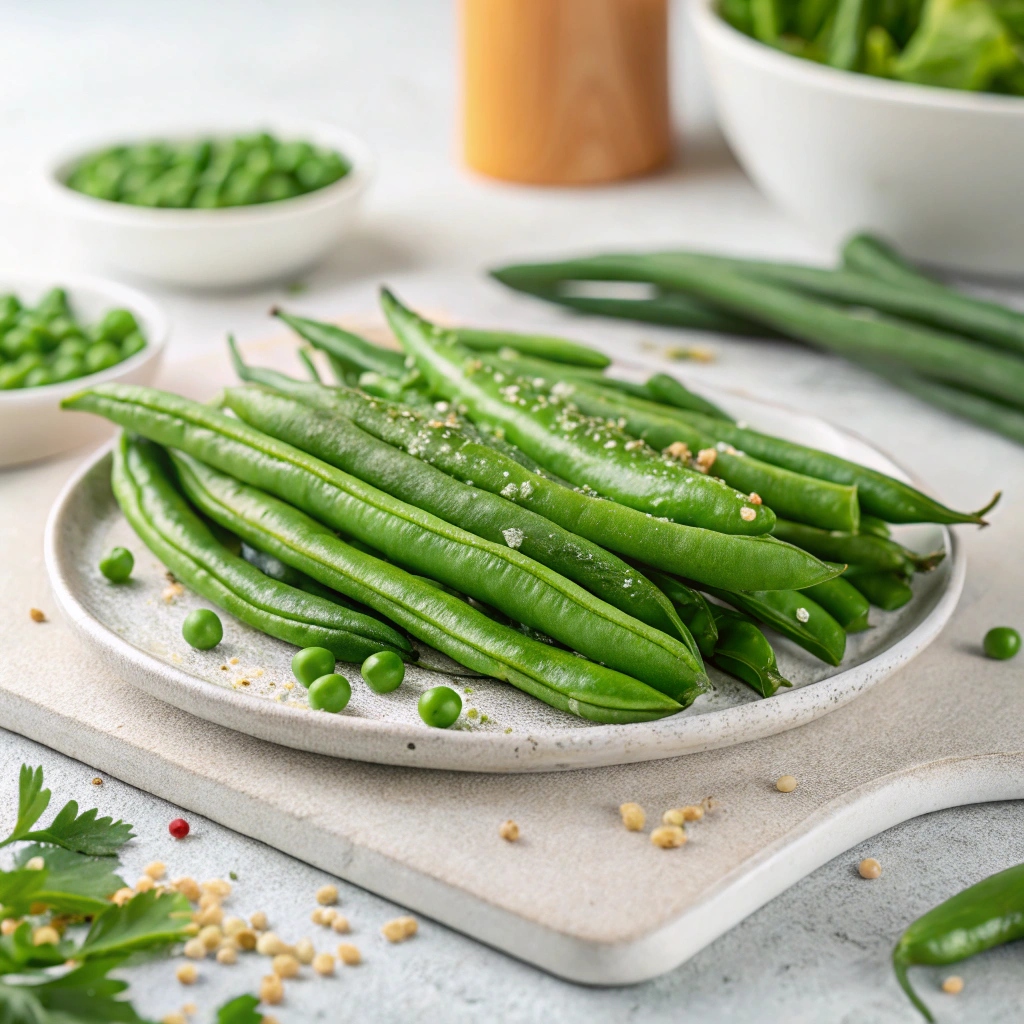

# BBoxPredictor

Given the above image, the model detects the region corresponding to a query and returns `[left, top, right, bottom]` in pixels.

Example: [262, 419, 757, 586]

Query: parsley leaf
[216, 994, 262, 1024]
[78, 890, 192, 960]
[0, 766, 134, 856]
[0, 955, 146, 1023]
[0, 921, 70, 975]
[0, 847, 128, 918]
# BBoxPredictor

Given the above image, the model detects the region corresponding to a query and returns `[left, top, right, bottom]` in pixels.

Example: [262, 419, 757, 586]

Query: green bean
[560, 381, 861, 532]
[773, 519, 944, 573]
[171, 451, 683, 723]
[844, 569, 913, 610]
[112, 434, 408, 661]
[645, 572, 719, 660]
[826, 0, 871, 69]
[272, 308, 407, 378]
[702, 585, 847, 666]
[381, 289, 775, 537]
[651, 409, 995, 525]
[645, 373, 731, 419]
[453, 327, 610, 368]
[858, 514, 891, 538]
[844, 234, 1024, 357]
[240, 541, 362, 608]
[803, 576, 871, 632]
[67, 384, 705, 704]
[223, 363, 838, 591]
[223, 384, 692, 645]
[709, 607, 792, 698]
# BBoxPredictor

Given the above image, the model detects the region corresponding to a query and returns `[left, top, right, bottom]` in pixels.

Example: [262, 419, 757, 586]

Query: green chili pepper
[844, 569, 914, 610]
[702, 585, 847, 666]
[67, 384, 706, 705]
[171, 451, 683, 723]
[381, 289, 775, 537]
[223, 354, 839, 592]
[561, 380, 861, 533]
[773, 519, 944, 574]
[803, 575, 871, 632]
[111, 433, 409, 660]
[223, 383, 691, 645]
[893, 861, 1024, 1021]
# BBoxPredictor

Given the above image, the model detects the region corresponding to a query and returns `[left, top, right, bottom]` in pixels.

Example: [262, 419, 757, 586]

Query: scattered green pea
[292, 646, 336, 688]
[308, 673, 351, 713]
[84, 342, 122, 374]
[182, 608, 223, 650]
[417, 686, 462, 729]
[984, 627, 1021, 661]
[360, 651, 405, 694]
[96, 308, 139, 344]
[99, 546, 134, 582]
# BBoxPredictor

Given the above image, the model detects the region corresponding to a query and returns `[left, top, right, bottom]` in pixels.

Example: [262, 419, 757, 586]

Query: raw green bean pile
[64, 132, 349, 209]
[491, 235, 1024, 449]
[63, 286, 989, 723]
[0, 288, 146, 390]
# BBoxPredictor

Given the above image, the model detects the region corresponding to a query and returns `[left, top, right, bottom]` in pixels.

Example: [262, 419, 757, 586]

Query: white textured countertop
[1, 1, 1023, 1021]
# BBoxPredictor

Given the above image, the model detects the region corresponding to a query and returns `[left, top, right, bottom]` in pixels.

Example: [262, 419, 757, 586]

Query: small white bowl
[0, 275, 167, 468]
[691, 0, 1024, 276]
[45, 123, 374, 290]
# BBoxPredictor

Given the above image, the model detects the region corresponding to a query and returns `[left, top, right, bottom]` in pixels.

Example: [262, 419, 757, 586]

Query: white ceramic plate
[44, 390, 963, 772]
[0, 274, 167, 468]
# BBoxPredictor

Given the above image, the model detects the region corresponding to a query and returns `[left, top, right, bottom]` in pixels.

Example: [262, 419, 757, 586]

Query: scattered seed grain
[216, 945, 238, 965]
[499, 820, 520, 842]
[316, 884, 339, 906]
[182, 938, 207, 959]
[942, 976, 964, 995]
[235, 928, 257, 951]
[858, 858, 882, 880]
[619, 802, 645, 831]
[144, 861, 167, 880]
[32, 926, 60, 946]
[91, 777, 103, 785]
[29, 608, 46, 623]
[174, 877, 201, 902]
[256, 932, 290, 956]
[259, 973, 284, 1005]
[776, 775, 798, 793]
[650, 825, 688, 849]
[294, 938, 315, 965]
[331, 915, 351, 934]
[337, 942, 361, 965]
[135, 876, 155, 893]
[249, 910, 268, 931]
[313, 952, 335, 976]
[198, 925, 222, 950]
[272, 953, 300, 978]
[176, 963, 198, 985]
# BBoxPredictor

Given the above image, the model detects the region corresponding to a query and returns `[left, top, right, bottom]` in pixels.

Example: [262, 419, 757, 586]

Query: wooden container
[461, 0, 671, 185]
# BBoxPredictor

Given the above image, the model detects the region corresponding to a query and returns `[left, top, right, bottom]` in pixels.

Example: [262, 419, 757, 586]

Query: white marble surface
[2, 1, 1023, 1020]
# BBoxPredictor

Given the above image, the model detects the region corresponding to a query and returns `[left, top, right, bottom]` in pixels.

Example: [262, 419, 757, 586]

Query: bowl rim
[690, 0, 1024, 116]
[44, 121, 375, 227]
[0, 273, 168, 404]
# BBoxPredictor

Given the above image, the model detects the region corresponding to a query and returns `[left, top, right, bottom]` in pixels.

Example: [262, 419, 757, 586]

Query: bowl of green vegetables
[46, 124, 373, 289]
[691, 0, 1024, 275]
[0, 276, 166, 467]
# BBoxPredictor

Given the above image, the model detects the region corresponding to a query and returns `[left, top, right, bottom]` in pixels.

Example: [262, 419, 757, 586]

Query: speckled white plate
[44, 391, 964, 772]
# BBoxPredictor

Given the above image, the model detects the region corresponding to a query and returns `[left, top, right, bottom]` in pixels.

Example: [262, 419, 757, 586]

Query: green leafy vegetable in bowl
[65, 131, 351, 209]
[0, 287, 146, 391]
[720, 0, 1024, 95]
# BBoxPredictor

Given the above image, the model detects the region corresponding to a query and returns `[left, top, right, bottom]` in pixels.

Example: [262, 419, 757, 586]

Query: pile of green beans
[491, 235, 1024, 449]
[65, 132, 349, 209]
[0, 288, 145, 390]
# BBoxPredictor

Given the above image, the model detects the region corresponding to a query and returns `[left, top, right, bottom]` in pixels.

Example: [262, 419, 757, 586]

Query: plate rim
[44, 399, 965, 774]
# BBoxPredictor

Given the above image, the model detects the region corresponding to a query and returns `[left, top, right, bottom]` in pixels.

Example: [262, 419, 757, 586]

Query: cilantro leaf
[0, 868, 48, 915]
[78, 890, 191, 960]
[0, 848, 128, 918]
[216, 995, 262, 1024]
[0, 922, 70, 975]
[0, 955, 146, 1023]
[0, 766, 51, 848]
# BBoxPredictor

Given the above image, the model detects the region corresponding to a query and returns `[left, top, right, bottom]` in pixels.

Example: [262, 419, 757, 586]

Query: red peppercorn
[169, 817, 190, 839]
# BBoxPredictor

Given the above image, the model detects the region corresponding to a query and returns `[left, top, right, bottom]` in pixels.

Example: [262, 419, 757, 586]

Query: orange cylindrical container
[462, 0, 671, 186]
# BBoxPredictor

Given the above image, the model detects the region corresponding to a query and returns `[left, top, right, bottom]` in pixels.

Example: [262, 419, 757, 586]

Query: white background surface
[2, 1, 1023, 1020]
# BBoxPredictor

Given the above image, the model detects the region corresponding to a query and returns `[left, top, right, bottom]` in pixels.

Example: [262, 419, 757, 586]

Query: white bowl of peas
[0, 275, 167, 468]
[46, 125, 374, 290]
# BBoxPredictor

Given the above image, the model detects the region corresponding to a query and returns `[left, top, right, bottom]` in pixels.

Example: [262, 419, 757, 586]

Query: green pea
[23, 366, 53, 388]
[3, 325, 48, 358]
[0, 352, 42, 388]
[308, 673, 351, 713]
[35, 287, 71, 321]
[192, 184, 223, 208]
[0, 294, 22, 322]
[221, 171, 263, 207]
[182, 608, 222, 650]
[85, 341, 122, 374]
[99, 546, 134, 582]
[96, 308, 140, 344]
[47, 317, 82, 342]
[120, 331, 147, 358]
[360, 651, 405, 694]
[260, 173, 301, 203]
[292, 646, 336, 688]
[296, 158, 330, 191]
[984, 627, 1021, 660]
[50, 355, 85, 382]
[417, 686, 462, 728]
[273, 141, 313, 174]
[56, 338, 88, 360]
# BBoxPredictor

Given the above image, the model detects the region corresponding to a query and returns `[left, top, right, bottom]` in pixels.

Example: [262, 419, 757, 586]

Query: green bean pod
[645, 373, 731, 419]
[112, 434, 409, 660]
[643, 572, 719, 660]
[240, 541, 360, 608]
[893, 862, 1024, 1022]
[453, 327, 610, 368]
[222, 384, 692, 645]
[171, 452, 682, 723]
[65, 383, 705, 705]
[709, 607, 792, 698]
[381, 288, 774, 536]
[844, 570, 914, 611]
[772, 519, 944, 574]
[803, 576, 871, 632]
[273, 308, 408, 378]
[223, 367, 839, 592]
[562, 381, 861, 533]
[703, 585, 847, 666]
